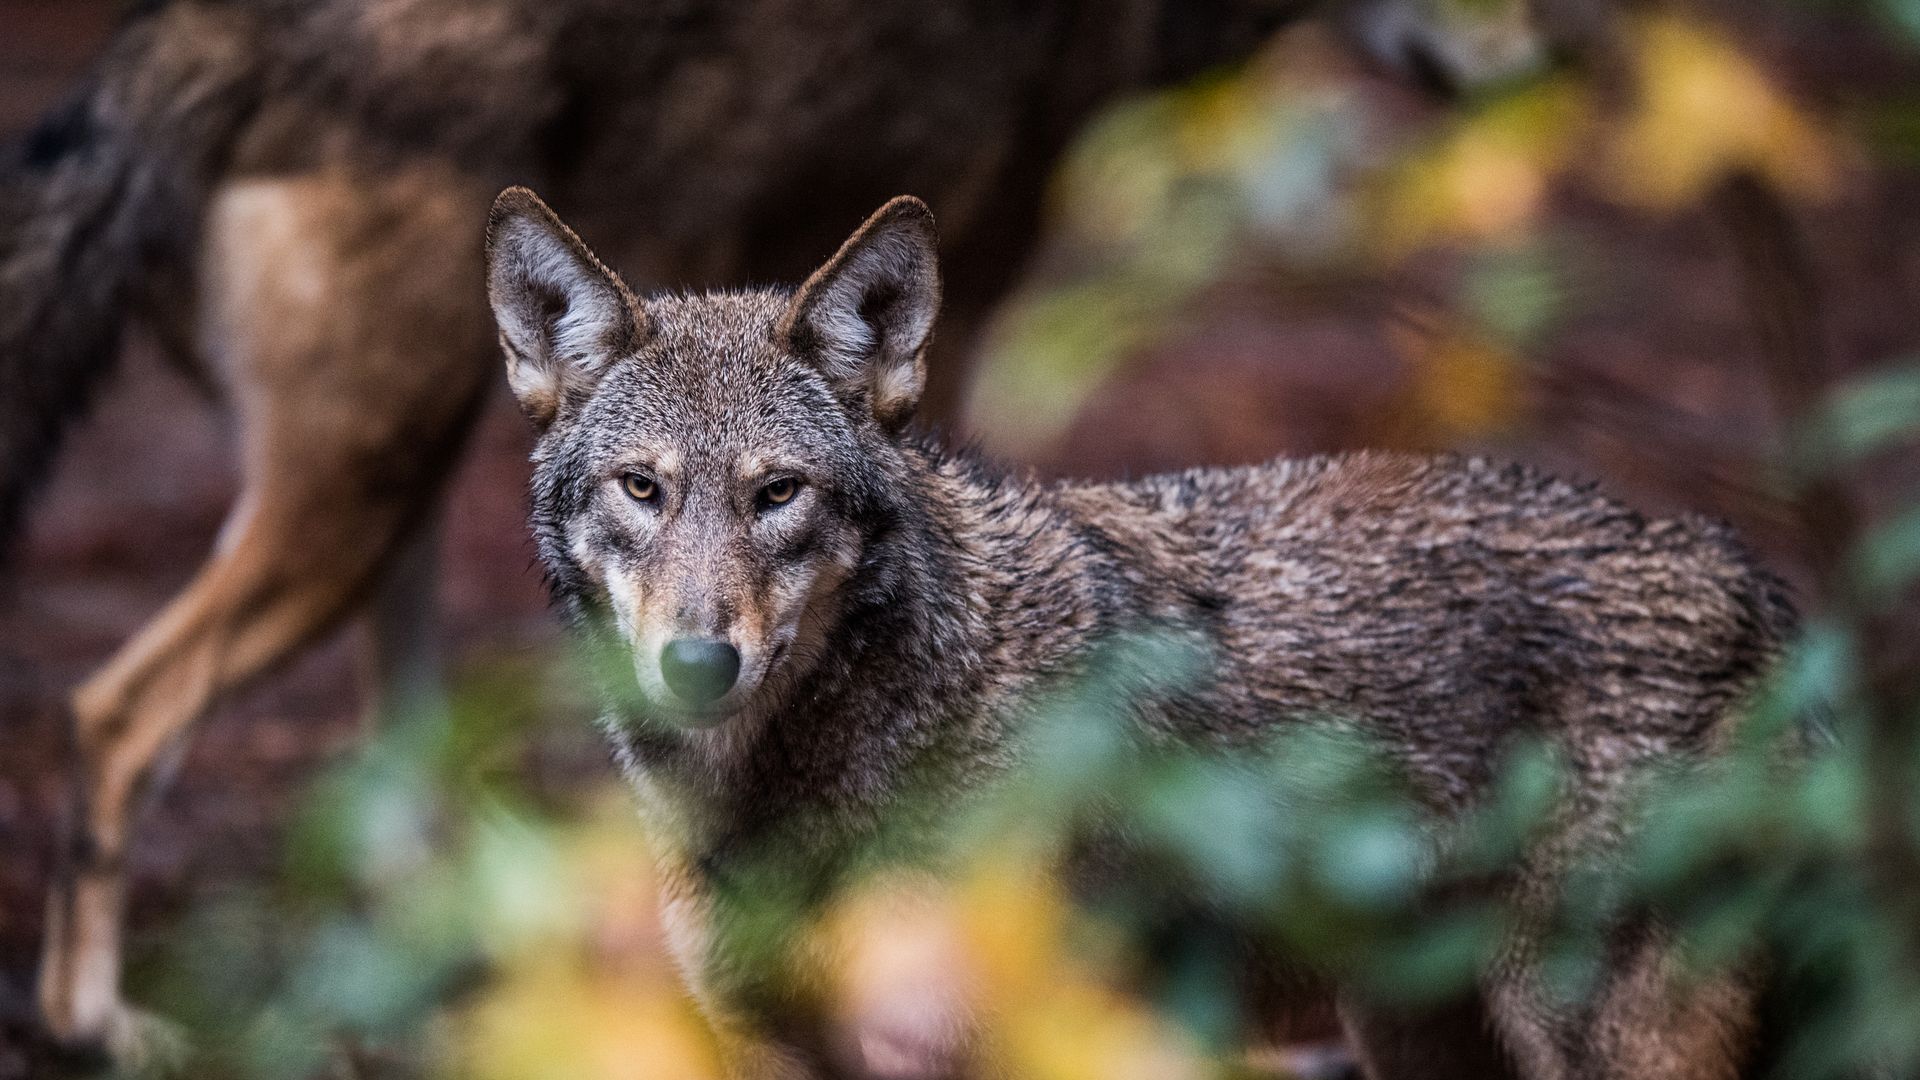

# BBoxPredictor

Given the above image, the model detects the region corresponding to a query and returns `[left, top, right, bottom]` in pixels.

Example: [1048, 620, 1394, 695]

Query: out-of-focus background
[2, 0, 1919, 1076]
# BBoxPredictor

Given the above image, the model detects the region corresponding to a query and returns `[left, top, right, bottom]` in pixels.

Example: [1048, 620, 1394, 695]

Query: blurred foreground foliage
[138, 616, 1920, 1078]
[133, 2, 1920, 1077]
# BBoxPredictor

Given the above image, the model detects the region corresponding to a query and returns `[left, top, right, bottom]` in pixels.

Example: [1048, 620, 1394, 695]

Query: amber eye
[622, 473, 659, 503]
[761, 476, 799, 507]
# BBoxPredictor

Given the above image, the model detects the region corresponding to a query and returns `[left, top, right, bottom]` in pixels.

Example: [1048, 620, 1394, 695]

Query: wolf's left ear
[779, 197, 941, 432]
[485, 186, 646, 431]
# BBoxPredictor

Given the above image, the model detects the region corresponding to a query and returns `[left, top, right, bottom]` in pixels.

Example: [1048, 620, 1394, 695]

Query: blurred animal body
[2, 0, 1331, 1057]
[488, 188, 1798, 1080]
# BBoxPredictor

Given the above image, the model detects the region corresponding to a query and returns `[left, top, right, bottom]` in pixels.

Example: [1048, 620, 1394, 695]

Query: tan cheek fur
[604, 568, 689, 654]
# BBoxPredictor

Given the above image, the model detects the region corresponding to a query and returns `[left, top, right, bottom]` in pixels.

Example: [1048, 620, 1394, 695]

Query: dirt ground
[1, 0, 1917, 1071]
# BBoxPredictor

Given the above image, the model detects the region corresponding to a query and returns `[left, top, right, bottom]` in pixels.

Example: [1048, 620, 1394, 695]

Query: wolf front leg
[657, 865, 818, 1079]
[1485, 917, 1763, 1080]
[658, 858, 984, 1080]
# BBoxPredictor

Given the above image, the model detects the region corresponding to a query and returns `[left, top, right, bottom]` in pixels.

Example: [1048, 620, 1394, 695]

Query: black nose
[659, 638, 741, 705]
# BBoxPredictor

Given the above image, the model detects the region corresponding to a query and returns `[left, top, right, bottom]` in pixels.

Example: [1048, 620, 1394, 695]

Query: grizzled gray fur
[488, 188, 1797, 1080]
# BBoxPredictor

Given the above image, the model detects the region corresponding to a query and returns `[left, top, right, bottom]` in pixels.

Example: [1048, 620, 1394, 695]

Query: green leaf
[1463, 242, 1565, 346]
[1882, 0, 1920, 46]
[1849, 502, 1920, 598]
[1315, 809, 1427, 913]
[1798, 364, 1920, 469]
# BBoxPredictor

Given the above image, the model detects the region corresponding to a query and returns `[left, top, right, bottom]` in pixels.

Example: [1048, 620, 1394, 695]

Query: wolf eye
[622, 473, 660, 503]
[760, 476, 800, 508]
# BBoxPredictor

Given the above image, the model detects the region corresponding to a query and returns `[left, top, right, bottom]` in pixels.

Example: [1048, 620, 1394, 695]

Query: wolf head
[485, 188, 941, 728]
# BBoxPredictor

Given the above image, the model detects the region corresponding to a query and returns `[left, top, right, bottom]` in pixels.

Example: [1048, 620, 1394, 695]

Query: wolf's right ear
[485, 187, 646, 430]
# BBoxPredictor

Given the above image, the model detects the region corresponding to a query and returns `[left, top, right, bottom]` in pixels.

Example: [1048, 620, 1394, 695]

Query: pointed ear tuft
[778, 196, 941, 431]
[485, 186, 645, 430]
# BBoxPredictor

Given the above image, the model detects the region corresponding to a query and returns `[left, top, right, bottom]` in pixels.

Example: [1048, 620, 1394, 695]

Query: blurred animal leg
[36, 164, 492, 1056]
[37, 480, 403, 1054]
[360, 510, 447, 729]
[1486, 920, 1759, 1080]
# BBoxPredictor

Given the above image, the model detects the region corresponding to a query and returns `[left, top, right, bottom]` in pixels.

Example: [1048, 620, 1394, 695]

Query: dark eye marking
[775, 526, 822, 564]
[600, 526, 639, 557]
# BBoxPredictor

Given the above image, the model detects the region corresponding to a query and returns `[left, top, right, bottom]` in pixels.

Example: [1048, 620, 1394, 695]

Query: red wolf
[485, 187, 1796, 1079]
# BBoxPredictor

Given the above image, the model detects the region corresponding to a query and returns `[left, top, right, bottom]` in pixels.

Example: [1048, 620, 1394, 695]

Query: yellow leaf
[1602, 14, 1841, 208]
[1373, 79, 1586, 258]
[995, 977, 1209, 1080]
[457, 959, 722, 1080]
[956, 854, 1072, 1001]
